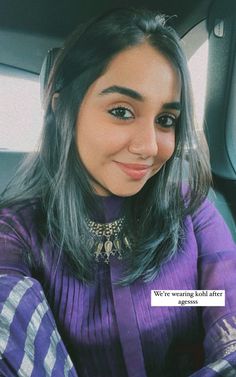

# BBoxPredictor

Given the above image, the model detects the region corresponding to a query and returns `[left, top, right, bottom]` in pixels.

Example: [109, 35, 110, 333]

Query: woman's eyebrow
[162, 102, 182, 111]
[99, 85, 181, 111]
[99, 85, 144, 101]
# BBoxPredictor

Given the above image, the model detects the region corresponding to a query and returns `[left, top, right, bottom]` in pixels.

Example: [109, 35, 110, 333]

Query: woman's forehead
[84, 43, 181, 105]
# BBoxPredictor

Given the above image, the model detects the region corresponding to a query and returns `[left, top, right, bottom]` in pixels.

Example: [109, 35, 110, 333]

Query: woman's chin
[91, 179, 148, 197]
[106, 185, 146, 198]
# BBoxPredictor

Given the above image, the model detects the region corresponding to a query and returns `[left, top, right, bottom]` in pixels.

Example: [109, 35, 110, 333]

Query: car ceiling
[1, 0, 212, 36]
[0, 0, 212, 73]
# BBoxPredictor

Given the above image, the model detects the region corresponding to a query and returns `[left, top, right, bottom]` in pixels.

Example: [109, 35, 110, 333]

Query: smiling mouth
[115, 162, 152, 180]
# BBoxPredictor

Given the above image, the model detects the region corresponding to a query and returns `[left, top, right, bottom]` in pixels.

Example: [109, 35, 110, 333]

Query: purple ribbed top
[0, 195, 236, 376]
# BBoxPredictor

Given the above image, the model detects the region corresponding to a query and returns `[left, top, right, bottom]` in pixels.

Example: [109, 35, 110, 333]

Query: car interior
[0, 0, 236, 240]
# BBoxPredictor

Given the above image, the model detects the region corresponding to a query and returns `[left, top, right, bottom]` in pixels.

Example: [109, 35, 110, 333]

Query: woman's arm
[190, 198, 236, 376]
[0, 275, 78, 377]
[0, 206, 78, 376]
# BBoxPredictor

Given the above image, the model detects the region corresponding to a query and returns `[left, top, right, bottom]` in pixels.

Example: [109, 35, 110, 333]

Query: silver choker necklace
[85, 217, 132, 263]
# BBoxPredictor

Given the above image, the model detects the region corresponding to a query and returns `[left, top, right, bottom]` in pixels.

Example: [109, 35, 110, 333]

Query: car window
[188, 39, 209, 130]
[0, 65, 42, 152]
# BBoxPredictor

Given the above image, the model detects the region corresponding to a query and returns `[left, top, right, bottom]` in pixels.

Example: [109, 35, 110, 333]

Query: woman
[0, 7, 236, 377]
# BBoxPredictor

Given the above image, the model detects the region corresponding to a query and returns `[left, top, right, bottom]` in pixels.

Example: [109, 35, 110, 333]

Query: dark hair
[1, 8, 211, 284]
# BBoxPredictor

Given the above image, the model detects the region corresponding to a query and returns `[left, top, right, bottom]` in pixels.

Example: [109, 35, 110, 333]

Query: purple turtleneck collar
[95, 195, 125, 223]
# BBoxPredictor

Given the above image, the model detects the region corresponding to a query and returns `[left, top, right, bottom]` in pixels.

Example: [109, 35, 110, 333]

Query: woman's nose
[128, 123, 158, 158]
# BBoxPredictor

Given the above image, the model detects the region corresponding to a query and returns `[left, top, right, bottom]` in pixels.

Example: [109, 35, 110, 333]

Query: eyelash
[108, 106, 134, 120]
[108, 106, 178, 128]
[155, 114, 178, 128]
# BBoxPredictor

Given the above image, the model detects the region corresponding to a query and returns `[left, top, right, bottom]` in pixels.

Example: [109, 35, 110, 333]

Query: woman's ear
[52, 92, 59, 112]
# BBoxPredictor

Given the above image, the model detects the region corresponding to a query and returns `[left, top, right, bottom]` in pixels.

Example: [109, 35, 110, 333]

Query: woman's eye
[156, 114, 177, 128]
[108, 106, 134, 120]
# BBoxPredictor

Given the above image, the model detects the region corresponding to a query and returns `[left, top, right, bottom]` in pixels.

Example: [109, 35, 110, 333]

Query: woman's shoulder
[181, 184, 226, 226]
[191, 195, 229, 229]
[0, 197, 43, 223]
[189, 196, 236, 256]
[0, 198, 48, 276]
[0, 197, 45, 246]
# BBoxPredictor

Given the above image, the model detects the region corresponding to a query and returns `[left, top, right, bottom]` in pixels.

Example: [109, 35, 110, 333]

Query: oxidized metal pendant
[113, 239, 121, 251]
[95, 241, 103, 255]
[104, 240, 113, 253]
[124, 236, 132, 249]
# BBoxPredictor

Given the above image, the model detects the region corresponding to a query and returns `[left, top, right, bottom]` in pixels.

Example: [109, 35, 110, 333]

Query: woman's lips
[115, 162, 152, 180]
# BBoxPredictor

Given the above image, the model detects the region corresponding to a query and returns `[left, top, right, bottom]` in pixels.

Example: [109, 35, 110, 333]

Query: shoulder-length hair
[1, 8, 211, 284]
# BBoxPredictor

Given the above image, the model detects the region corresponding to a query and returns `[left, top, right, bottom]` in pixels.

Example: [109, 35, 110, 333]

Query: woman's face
[75, 43, 181, 197]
